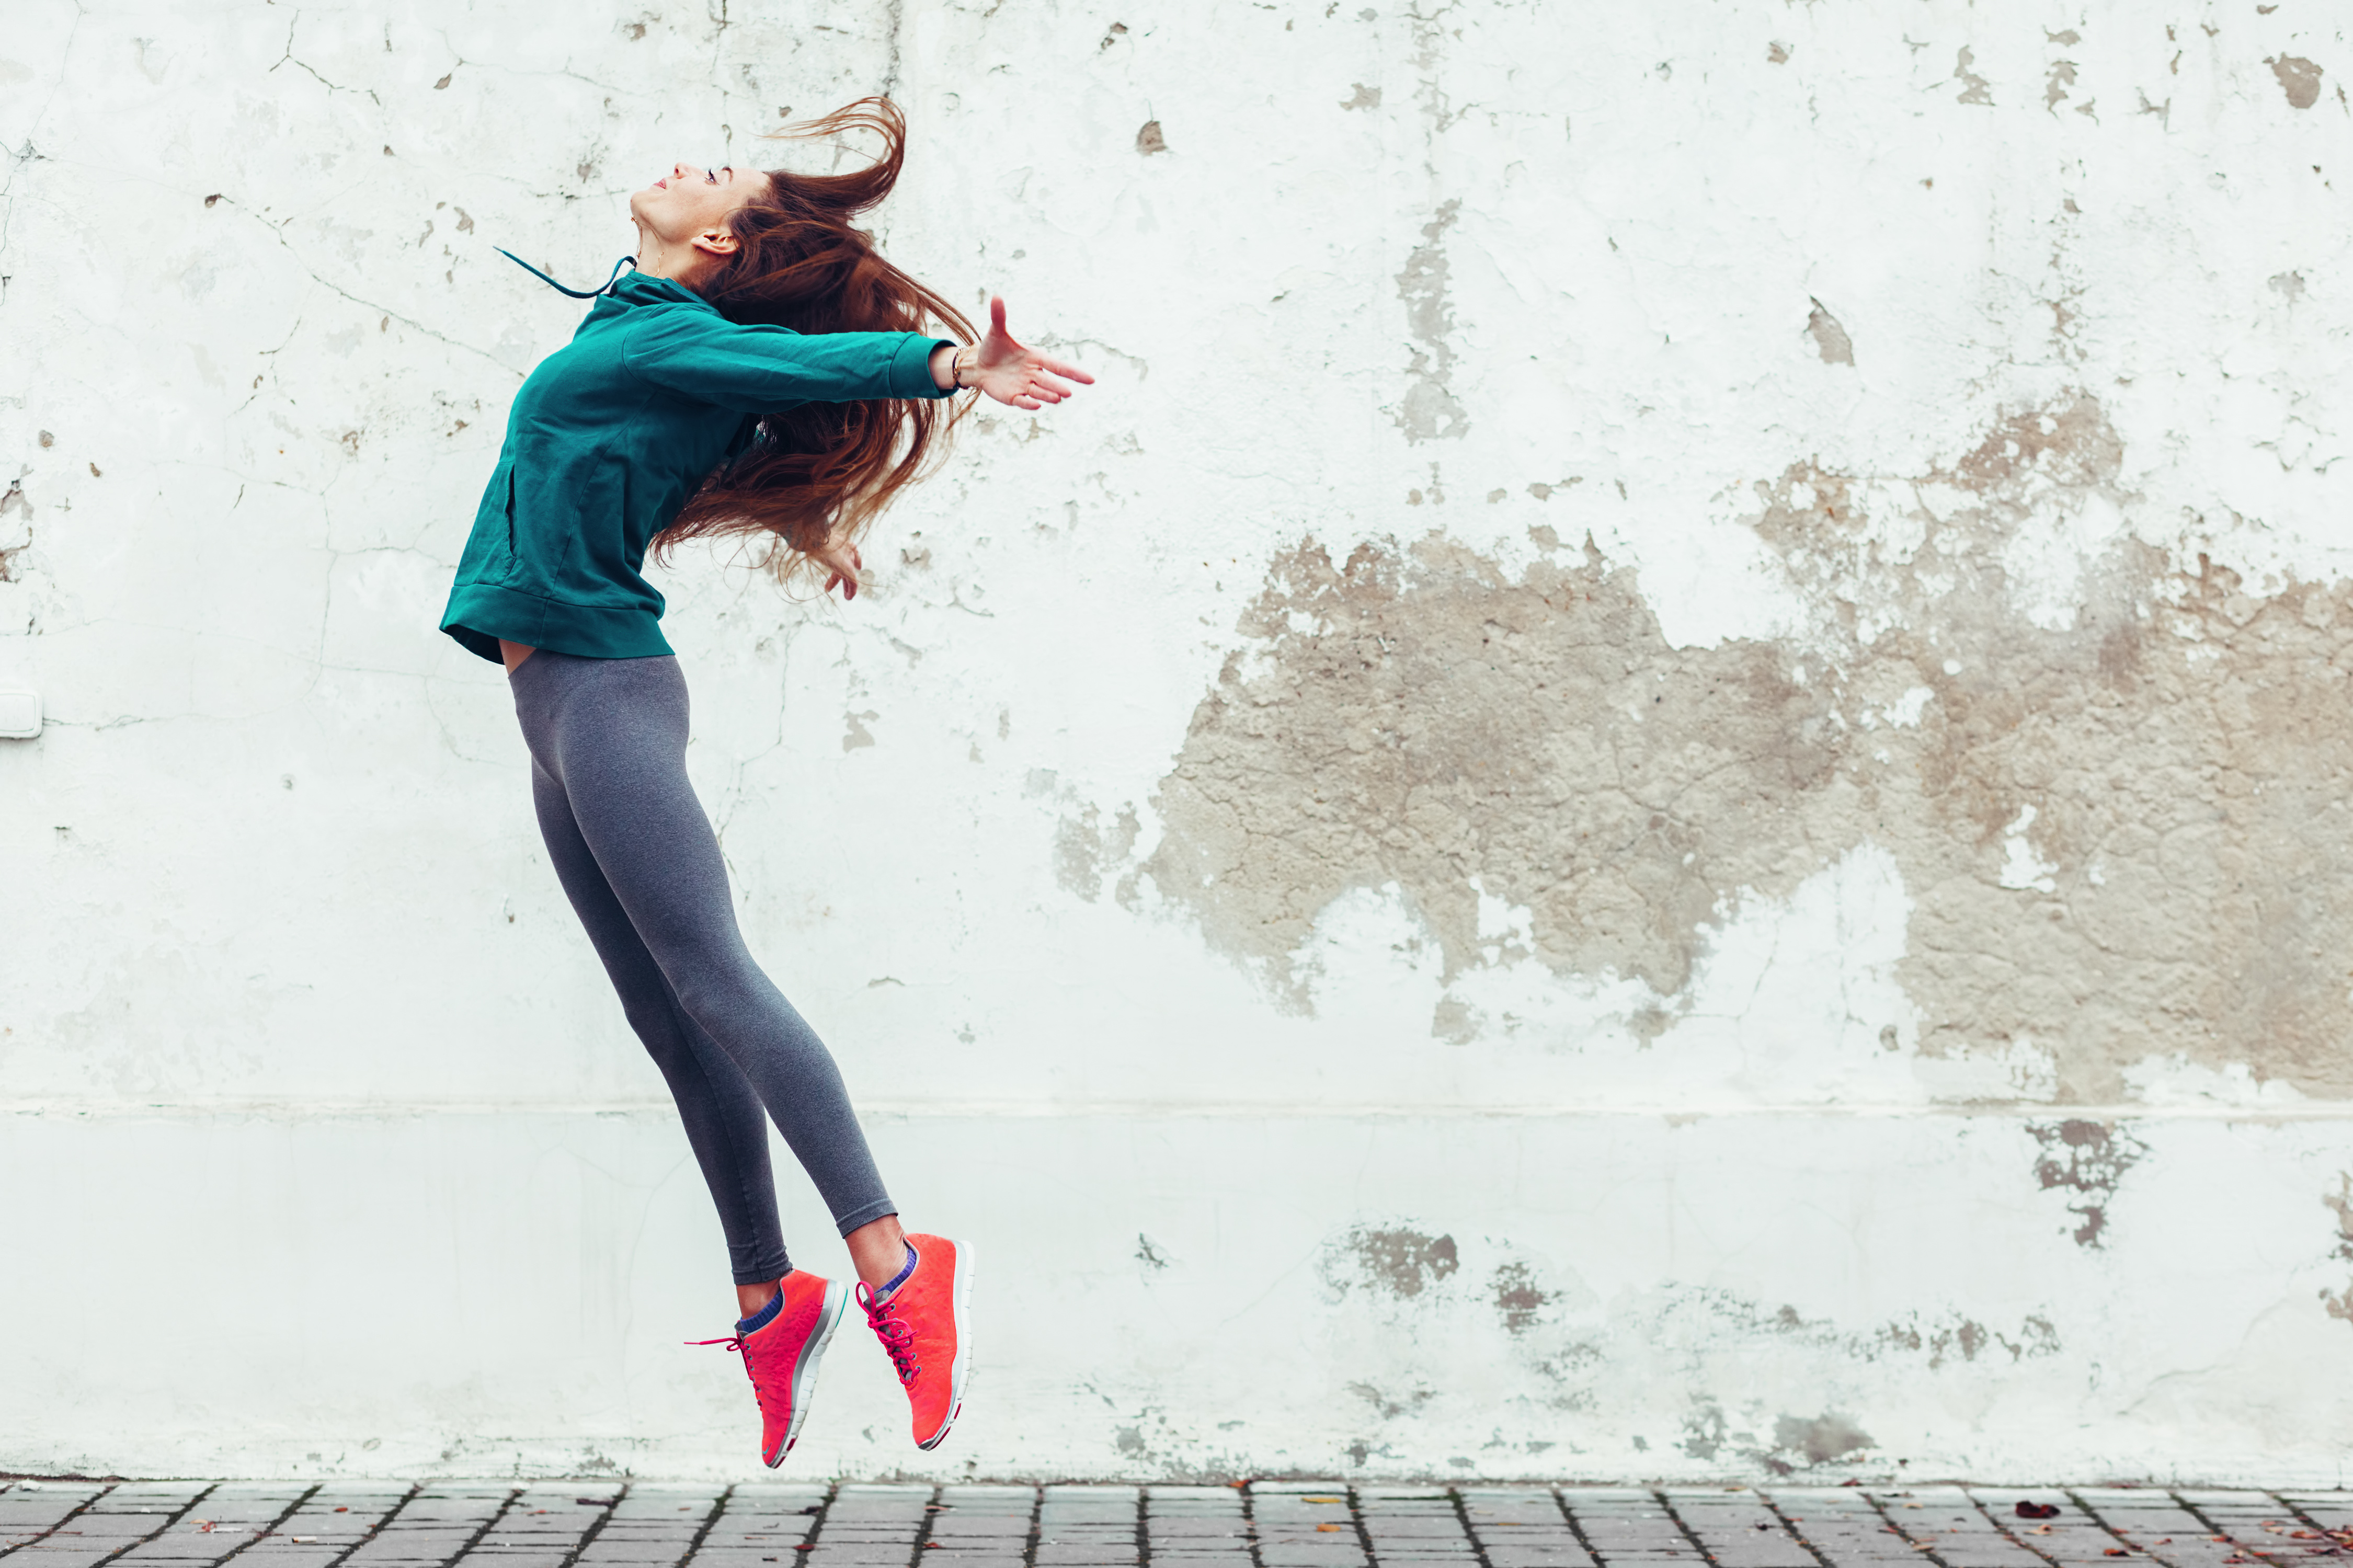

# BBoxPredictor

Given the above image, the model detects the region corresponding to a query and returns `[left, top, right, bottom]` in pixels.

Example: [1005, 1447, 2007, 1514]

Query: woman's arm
[623, 310, 953, 408]
[927, 296, 1094, 410]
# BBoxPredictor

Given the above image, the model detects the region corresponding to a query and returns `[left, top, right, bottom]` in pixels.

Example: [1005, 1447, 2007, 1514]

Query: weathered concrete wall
[6, 0, 2353, 1482]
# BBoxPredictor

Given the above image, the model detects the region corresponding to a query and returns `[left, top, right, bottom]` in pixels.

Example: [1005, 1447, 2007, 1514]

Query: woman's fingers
[812, 539, 861, 600]
[1036, 354, 1096, 385]
[989, 294, 1010, 338]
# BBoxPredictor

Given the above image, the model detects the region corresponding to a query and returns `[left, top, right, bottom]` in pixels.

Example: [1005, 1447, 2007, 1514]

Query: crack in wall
[1145, 393, 2353, 1101]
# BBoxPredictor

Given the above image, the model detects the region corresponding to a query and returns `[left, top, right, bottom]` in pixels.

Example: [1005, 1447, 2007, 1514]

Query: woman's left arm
[927, 296, 1095, 410]
[622, 310, 951, 408]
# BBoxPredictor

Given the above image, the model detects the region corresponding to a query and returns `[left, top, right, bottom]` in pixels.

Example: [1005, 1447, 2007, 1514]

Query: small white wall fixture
[0, 689, 40, 740]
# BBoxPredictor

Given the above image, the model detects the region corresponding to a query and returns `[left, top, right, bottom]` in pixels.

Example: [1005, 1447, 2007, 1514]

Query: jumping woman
[437, 99, 1090, 1466]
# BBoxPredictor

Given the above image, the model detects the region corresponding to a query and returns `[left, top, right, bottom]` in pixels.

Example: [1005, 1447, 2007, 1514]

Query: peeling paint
[1324, 1225, 1461, 1300]
[1148, 393, 2353, 1101]
[2030, 1119, 2146, 1248]
[1394, 201, 1467, 443]
[2268, 55, 2324, 110]
[1491, 1261, 1552, 1334]
[1804, 299, 1854, 366]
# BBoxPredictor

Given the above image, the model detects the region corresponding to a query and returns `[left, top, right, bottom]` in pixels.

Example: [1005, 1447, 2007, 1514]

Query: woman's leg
[511, 653, 901, 1272]
[525, 747, 794, 1289]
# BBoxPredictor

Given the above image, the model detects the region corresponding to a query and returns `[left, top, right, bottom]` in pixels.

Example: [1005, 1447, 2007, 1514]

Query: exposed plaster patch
[1491, 1261, 1552, 1334]
[2268, 55, 2324, 111]
[0, 480, 30, 583]
[1804, 298, 1854, 365]
[1395, 200, 1468, 442]
[1136, 119, 1168, 154]
[1952, 47, 1994, 107]
[2323, 1176, 2353, 1324]
[1145, 395, 2353, 1101]
[1341, 84, 1382, 110]
[2029, 1119, 2147, 1247]
[1323, 1224, 1460, 1299]
[1878, 1311, 2058, 1367]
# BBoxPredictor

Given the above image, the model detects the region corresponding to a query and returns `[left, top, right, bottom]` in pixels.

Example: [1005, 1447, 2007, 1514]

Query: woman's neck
[633, 232, 709, 290]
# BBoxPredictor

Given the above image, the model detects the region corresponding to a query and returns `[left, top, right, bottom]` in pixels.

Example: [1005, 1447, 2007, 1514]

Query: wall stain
[1686, 1403, 1877, 1474]
[2029, 1119, 2148, 1247]
[1144, 392, 2353, 1101]
[1682, 1402, 1730, 1460]
[1765, 1412, 1875, 1471]
[1323, 1224, 1461, 1299]
[1347, 1380, 1437, 1420]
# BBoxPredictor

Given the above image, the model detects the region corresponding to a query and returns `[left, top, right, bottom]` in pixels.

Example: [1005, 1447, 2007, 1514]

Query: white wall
[6, 0, 2353, 1482]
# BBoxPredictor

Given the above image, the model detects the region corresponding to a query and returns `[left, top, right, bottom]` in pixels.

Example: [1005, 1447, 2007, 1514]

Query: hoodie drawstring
[495, 249, 637, 299]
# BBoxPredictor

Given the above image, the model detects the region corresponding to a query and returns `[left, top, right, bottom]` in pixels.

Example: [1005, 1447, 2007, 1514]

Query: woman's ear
[691, 226, 740, 259]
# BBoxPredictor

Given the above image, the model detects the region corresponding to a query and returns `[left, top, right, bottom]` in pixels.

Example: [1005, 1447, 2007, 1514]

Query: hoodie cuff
[889, 335, 961, 399]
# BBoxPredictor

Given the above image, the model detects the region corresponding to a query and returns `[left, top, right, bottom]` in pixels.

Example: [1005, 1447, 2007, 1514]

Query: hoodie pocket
[499, 463, 520, 574]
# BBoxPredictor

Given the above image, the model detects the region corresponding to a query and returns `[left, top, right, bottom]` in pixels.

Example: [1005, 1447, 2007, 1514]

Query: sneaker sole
[915, 1239, 973, 1451]
[774, 1277, 850, 1466]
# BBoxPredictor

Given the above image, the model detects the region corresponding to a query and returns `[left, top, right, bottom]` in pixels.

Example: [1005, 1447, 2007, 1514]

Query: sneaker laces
[858, 1284, 921, 1385]
[688, 1334, 776, 1416]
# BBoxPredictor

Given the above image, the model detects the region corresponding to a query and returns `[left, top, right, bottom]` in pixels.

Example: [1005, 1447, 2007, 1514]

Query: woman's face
[629, 162, 762, 246]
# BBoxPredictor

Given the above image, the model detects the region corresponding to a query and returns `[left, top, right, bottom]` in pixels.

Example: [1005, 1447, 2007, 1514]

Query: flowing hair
[654, 98, 973, 590]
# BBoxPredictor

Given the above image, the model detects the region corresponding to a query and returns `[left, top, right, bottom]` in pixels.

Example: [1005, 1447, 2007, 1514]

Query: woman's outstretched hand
[947, 296, 1094, 410]
[808, 535, 862, 601]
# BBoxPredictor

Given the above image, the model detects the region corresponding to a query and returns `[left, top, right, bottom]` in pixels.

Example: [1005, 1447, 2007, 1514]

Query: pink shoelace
[688, 1334, 778, 1416]
[859, 1284, 921, 1385]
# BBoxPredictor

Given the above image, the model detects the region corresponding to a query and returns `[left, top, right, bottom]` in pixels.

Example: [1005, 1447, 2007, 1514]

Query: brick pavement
[6, 1483, 2350, 1568]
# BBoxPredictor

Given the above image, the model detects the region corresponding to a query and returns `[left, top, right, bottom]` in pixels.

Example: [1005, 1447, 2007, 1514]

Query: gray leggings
[510, 650, 895, 1285]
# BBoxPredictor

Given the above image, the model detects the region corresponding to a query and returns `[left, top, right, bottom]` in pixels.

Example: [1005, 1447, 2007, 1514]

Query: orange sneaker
[692, 1269, 849, 1467]
[858, 1233, 973, 1450]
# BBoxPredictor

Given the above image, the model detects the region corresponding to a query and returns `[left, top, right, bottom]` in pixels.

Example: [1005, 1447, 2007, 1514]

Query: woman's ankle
[844, 1215, 911, 1290]
[734, 1278, 782, 1319]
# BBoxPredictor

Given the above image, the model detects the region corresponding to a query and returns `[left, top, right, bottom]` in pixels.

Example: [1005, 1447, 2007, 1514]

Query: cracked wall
[8, 0, 2353, 1485]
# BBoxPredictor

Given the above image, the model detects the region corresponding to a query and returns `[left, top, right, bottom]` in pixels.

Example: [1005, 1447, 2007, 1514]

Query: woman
[438, 99, 1090, 1466]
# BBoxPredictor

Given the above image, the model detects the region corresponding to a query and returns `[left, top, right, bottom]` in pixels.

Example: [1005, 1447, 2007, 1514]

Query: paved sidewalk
[5, 1483, 2349, 1568]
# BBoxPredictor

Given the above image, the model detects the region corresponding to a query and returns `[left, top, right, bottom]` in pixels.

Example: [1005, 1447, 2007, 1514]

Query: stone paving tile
[13, 1485, 2353, 1568]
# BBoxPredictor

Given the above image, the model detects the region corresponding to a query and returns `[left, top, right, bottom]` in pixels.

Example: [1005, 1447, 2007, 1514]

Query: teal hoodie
[440, 270, 954, 663]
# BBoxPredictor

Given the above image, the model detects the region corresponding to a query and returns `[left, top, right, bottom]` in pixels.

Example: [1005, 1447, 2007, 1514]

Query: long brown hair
[655, 98, 973, 588]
